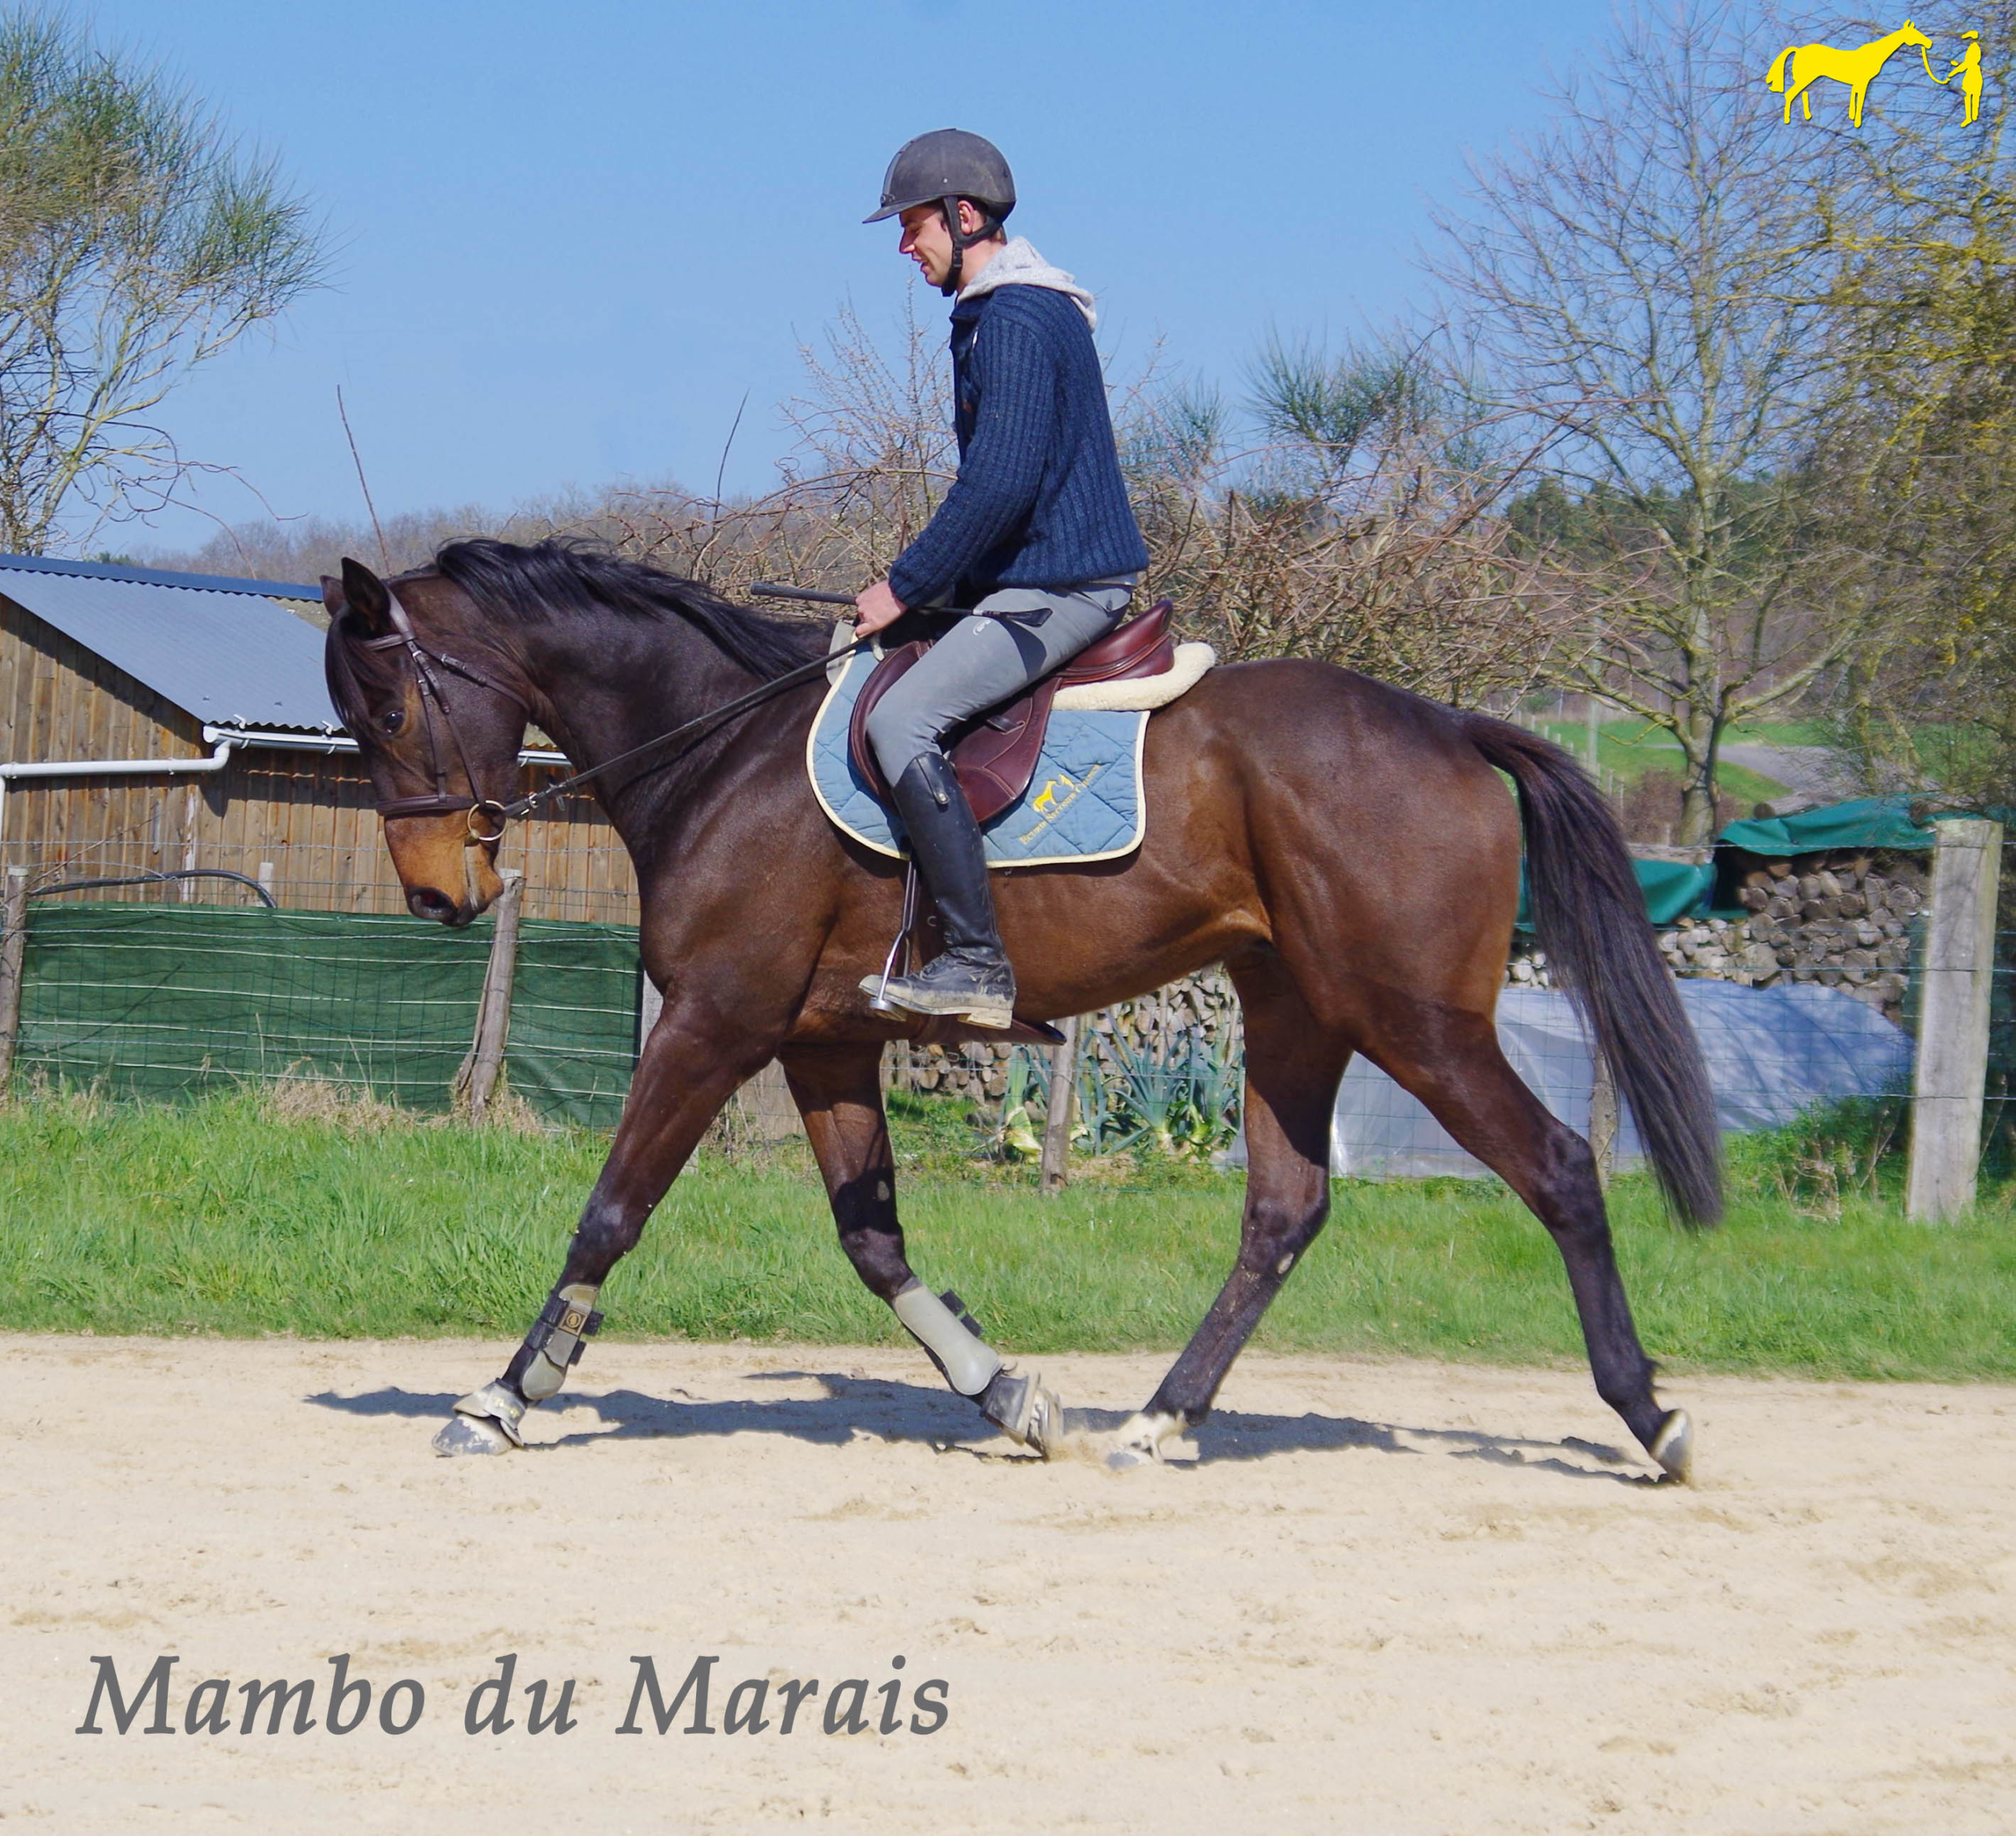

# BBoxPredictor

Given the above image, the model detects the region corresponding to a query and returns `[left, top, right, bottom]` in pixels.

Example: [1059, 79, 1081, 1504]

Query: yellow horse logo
[1766, 20, 1933, 124]
[1031, 772, 1075, 818]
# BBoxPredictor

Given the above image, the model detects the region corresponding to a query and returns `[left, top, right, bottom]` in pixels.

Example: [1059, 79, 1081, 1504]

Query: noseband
[364, 590, 529, 845]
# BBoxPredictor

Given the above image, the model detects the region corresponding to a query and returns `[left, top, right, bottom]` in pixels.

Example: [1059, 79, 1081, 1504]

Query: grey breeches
[864, 580, 1136, 784]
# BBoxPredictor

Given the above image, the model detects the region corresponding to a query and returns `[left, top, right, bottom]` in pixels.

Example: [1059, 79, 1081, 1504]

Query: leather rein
[363, 589, 871, 845]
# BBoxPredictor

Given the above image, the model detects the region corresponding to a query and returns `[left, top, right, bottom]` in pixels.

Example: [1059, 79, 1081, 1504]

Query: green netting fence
[8, 903, 641, 1128]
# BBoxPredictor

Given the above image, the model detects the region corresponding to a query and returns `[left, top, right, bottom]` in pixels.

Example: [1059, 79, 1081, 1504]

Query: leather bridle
[362, 590, 530, 845]
[357, 585, 876, 848]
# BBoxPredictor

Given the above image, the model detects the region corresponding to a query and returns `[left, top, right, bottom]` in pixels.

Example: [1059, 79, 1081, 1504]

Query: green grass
[1532, 718, 1791, 807]
[2, 1087, 2011, 1381]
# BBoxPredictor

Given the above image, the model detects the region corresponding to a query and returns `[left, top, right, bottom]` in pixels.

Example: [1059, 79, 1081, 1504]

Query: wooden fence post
[458, 868, 524, 1121]
[1588, 1044, 1617, 1189]
[1040, 1014, 1080, 1193]
[0, 867, 27, 1096]
[1907, 818, 2003, 1222]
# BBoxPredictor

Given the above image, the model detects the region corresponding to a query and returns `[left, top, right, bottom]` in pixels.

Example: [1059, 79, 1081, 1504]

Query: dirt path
[6, 1337, 2013, 1834]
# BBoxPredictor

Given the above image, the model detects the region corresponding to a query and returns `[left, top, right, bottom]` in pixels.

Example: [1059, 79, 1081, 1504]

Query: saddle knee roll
[890, 1281, 1002, 1396]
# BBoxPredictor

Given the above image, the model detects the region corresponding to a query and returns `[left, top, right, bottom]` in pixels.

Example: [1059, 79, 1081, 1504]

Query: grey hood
[958, 237, 1098, 329]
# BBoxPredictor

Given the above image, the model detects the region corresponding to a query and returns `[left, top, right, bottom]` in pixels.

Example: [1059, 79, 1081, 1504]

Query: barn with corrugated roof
[0, 553, 633, 921]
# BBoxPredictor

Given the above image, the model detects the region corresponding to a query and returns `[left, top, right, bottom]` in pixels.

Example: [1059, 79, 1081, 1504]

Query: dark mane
[431, 539, 827, 681]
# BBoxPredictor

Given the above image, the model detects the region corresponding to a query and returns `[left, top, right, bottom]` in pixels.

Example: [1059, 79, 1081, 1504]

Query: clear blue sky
[76, 0, 1629, 554]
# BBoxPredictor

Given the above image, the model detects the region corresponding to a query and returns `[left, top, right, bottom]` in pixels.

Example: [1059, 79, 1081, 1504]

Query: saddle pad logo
[805, 651, 1149, 869]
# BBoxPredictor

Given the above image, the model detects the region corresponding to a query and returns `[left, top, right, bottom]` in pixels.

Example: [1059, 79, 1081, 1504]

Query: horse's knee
[836, 1222, 912, 1300]
[1237, 1190, 1329, 1276]
[571, 1197, 644, 1271]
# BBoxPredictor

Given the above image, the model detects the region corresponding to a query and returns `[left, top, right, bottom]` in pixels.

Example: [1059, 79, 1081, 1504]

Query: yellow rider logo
[1766, 20, 1981, 125]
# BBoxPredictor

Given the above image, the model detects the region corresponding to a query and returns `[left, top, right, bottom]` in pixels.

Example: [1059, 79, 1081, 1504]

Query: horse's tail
[1766, 44, 1793, 91]
[1462, 713, 1724, 1228]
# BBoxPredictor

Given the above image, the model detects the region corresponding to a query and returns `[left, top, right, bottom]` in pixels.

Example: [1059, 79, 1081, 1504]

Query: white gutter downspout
[0, 736, 236, 851]
[198, 725, 569, 767]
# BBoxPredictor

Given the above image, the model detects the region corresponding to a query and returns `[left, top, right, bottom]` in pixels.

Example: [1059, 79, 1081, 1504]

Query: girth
[848, 598, 1176, 824]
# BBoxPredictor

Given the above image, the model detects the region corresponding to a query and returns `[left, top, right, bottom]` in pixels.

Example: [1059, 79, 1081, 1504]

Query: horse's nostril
[408, 886, 457, 922]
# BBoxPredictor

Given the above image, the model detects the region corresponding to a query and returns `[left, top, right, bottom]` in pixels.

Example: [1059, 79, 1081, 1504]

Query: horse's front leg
[778, 1040, 1062, 1453]
[434, 998, 775, 1456]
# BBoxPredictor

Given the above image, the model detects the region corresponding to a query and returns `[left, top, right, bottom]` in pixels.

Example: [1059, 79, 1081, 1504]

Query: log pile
[886, 968, 1240, 1106]
[895, 847, 1929, 1118]
[1506, 848, 1922, 1026]
[1714, 848, 1920, 1022]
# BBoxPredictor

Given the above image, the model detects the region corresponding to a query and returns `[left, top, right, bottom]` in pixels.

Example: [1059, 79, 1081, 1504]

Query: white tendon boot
[888, 1281, 1062, 1456]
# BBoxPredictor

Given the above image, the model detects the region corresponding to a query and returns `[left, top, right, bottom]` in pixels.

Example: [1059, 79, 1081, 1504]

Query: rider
[854, 128, 1149, 1029]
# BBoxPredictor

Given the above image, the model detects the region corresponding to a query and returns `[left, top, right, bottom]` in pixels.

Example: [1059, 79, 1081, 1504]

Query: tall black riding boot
[860, 751, 1016, 1029]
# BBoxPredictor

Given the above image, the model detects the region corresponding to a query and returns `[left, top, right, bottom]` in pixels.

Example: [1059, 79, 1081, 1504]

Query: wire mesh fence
[6, 823, 2008, 1196]
[5, 902, 640, 1128]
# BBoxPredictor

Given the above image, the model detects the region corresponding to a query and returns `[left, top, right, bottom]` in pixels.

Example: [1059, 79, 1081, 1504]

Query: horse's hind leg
[1113, 960, 1349, 1467]
[435, 999, 773, 1456]
[1368, 1006, 1690, 1479]
[779, 1042, 1062, 1452]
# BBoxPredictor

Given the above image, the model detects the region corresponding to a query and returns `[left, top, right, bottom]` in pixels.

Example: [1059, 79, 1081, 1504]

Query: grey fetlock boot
[860, 752, 1016, 1029]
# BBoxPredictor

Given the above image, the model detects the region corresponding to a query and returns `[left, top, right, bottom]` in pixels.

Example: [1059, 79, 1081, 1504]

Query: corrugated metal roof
[0, 551, 321, 599]
[0, 556, 341, 733]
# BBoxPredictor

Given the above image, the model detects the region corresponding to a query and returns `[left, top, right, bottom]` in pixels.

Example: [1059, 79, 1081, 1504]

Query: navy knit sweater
[887, 284, 1149, 610]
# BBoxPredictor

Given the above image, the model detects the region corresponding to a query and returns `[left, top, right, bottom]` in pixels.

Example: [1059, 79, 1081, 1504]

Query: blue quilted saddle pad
[806, 648, 1148, 866]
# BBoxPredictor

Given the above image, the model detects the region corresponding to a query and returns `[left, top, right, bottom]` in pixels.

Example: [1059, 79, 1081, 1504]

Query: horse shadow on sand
[307, 1371, 1661, 1486]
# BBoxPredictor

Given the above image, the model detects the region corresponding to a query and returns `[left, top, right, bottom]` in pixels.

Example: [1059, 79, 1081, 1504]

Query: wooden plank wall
[0, 597, 639, 925]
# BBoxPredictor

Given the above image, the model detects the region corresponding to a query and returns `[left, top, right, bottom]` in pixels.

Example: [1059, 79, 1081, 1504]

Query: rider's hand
[854, 579, 906, 637]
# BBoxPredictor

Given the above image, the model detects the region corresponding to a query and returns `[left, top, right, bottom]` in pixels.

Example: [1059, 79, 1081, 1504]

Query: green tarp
[1518, 857, 1717, 929]
[13, 903, 640, 1128]
[1717, 796, 1936, 857]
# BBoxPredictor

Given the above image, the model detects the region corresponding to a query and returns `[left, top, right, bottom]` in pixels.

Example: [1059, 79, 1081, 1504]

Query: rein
[365, 588, 870, 844]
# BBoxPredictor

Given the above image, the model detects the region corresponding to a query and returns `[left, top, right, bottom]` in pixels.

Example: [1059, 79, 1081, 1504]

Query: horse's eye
[382, 709, 406, 735]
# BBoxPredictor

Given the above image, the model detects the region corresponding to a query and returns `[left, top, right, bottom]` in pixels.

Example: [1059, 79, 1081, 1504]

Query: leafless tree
[1426, 1, 1884, 840]
[0, 12, 324, 554]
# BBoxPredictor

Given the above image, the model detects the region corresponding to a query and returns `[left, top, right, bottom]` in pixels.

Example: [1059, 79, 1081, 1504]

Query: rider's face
[898, 202, 955, 288]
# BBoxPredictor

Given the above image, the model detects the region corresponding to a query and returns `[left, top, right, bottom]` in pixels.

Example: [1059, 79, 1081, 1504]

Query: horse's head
[1903, 20, 1933, 50]
[323, 556, 528, 926]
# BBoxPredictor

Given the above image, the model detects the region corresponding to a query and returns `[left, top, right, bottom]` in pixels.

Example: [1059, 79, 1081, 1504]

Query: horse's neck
[520, 614, 778, 847]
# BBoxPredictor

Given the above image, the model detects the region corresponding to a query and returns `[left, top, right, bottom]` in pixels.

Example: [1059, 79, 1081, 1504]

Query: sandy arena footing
[5, 1335, 2013, 1834]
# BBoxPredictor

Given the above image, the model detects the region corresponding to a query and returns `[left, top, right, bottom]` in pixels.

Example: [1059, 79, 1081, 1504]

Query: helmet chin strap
[939, 194, 993, 297]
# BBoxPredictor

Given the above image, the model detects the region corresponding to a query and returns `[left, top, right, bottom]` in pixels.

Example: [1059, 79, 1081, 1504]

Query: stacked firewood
[888, 969, 1240, 1103]
[1506, 848, 1922, 1026]
[1711, 849, 1920, 1021]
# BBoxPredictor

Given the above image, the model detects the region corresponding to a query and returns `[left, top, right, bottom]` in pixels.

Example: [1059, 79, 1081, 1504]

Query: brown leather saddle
[847, 599, 1177, 822]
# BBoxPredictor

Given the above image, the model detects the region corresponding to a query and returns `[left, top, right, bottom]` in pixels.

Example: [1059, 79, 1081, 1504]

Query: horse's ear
[333, 556, 391, 633]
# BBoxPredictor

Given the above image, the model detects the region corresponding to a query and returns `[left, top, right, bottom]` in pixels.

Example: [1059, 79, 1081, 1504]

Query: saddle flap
[846, 599, 1179, 829]
[847, 640, 1055, 827]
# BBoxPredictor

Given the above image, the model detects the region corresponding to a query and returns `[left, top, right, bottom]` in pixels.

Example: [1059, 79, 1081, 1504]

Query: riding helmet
[863, 129, 1016, 224]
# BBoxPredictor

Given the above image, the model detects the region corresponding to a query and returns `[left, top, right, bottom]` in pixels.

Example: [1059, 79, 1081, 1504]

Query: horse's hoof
[977, 1367, 1065, 1457]
[1106, 1410, 1186, 1472]
[432, 1412, 515, 1456]
[1650, 1408, 1694, 1484]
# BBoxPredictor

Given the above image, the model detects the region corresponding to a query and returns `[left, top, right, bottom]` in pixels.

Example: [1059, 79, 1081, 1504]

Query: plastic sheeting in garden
[1232, 981, 1913, 1180]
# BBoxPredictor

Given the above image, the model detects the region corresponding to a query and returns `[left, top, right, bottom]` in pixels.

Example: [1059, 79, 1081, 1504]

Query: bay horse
[324, 540, 1719, 1481]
